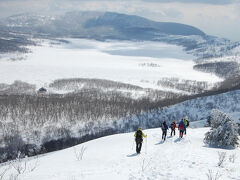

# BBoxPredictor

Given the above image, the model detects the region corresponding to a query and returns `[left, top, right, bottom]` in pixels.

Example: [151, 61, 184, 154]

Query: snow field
[1, 127, 239, 180]
[0, 39, 222, 92]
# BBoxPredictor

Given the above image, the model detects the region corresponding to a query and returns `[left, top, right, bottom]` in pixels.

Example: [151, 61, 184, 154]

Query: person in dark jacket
[183, 118, 188, 135]
[134, 127, 147, 154]
[178, 119, 186, 138]
[161, 121, 168, 141]
[170, 121, 177, 136]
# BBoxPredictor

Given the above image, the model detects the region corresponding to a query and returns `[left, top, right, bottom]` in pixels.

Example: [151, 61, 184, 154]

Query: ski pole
[145, 136, 148, 154]
[132, 139, 134, 150]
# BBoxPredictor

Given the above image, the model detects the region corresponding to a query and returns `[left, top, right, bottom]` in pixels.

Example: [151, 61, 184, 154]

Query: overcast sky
[0, 0, 240, 41]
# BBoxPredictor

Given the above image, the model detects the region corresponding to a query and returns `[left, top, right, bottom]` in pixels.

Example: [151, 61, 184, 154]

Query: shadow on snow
[127, 153, 138, 157]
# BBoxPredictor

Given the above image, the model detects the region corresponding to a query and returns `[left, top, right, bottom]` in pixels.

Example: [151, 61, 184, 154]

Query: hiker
[161, 121, 168, 141]
[134, 127, 147, 154]
[183, 117, 189, 135]
[170, 120, 177, 136]
[178, 119, 186, 138]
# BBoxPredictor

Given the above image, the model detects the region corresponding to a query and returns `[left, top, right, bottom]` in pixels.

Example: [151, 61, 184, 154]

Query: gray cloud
[0, 0, 237, 2]
[143, 0, 238, 4]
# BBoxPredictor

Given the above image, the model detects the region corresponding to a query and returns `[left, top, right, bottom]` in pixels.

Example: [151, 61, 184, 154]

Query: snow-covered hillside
[159, 89, 240, 122]
[131, 89, 240, 130]
[0, 39, 221, 94]
[0, 127, 239, 180]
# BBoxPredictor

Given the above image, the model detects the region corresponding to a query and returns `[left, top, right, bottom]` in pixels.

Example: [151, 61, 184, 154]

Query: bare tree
[74, 146, 87, 161]
[217, 152, 226, 167]
[0, 167, 9, 180]
[11, 159, 27, 175]
[8, 174, 19, 180]
[206, 169, 222, 180]
[27, 157, 39, 172]
[10, 152, 39, 175]
[229, 153, 236, 163]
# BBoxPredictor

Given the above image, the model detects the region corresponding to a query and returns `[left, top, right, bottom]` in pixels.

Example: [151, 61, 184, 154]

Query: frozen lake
[62, 39, 194, 60]
[0, 38, 221, 92]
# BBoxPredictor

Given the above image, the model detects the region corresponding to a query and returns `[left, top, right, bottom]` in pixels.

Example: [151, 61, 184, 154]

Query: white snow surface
[0, 39, 221, 91]
[0, 127, 239, 180]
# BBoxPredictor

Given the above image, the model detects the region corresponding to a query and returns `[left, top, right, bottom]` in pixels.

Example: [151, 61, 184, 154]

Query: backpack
[162, 123, 167, 131]
[179, 122, 184, 130]
[136, 130, 143, 143]
[186, 120, 189, 127]
[161, 123, 165, 130]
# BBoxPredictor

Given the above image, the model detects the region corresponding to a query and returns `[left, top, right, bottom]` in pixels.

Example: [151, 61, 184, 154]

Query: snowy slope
[134, 89, 240, 127]
[0, 128, 239, 180]
[113, 89, 240, 135]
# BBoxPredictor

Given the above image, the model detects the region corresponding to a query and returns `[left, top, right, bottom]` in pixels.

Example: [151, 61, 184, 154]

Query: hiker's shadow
[127, 153, 138, 157]
[174, 138, 182, 143]
[155, 140, 164, 145]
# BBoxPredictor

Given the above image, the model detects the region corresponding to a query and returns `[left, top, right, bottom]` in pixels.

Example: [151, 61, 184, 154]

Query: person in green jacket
[134, 127, 147, 154]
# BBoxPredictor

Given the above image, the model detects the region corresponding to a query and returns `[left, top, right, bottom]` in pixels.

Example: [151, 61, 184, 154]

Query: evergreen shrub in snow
[237, 123, 240, 135]
[204, 109, 239, 148]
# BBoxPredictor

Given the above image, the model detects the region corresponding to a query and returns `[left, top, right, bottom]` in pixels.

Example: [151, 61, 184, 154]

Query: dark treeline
[49, 78, 144, 91]
[157, 78, 209, 94]
[0, 87, 181, 163]
[194, 61, 240, 78]
[0, 26, 35, 54]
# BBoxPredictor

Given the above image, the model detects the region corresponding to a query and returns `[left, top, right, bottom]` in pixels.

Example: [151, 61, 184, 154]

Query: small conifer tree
[204, 109, 239, 148]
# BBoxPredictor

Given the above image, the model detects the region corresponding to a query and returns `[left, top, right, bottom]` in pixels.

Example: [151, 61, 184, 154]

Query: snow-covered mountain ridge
[118, 88, 240, 134]
[140, 89, 240, 124]
[1, 11, 240, 59]
[5, 13, 55, 27]
[3, 11, 205, 37]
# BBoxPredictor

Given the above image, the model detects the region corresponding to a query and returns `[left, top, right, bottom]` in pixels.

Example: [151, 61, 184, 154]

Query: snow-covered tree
[204, 109, 239, 148]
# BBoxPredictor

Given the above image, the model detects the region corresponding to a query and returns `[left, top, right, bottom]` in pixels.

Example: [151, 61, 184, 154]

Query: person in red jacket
[170, 120, 177, 136]
[178, 119, 186, 138]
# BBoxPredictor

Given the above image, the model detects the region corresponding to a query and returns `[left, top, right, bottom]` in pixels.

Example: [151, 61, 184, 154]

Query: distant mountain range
[1, 11, 240, 79]
[2, 11, 205, 38]
[0, 11, 239, 57]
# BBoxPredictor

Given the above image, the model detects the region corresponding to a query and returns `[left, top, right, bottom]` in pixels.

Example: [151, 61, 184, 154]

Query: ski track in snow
[1, 128, 239, 180]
